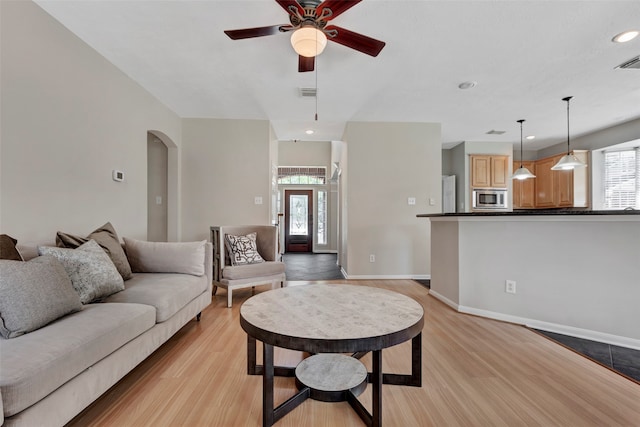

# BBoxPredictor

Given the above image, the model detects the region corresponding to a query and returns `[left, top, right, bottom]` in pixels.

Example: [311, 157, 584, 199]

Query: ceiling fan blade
[298, 55, 315, 72]
[317, 0, 362, 21]
[224, 25, 291, 40]
[276, 0, 305, 17]
[324, 25, 385, 57]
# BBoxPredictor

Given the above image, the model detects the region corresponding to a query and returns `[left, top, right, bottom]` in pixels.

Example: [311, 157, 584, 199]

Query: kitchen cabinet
[512, 161, 536, 209]
[471, 155, 508, 188]
[534, 151, 589, 208]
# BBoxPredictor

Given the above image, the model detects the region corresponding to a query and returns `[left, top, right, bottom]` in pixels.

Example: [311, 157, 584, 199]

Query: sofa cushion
[222, 261, 285, 280]
[0, 302, 155, 417]
[0, 256, 82, 339]
[224, 232, 265, 266]
[0, 234, 22, 261]
[39, 240, 125, 304]
[56, 222, 132, 280]
[123, 238, 206, 276]
[102, 273, 208, 322]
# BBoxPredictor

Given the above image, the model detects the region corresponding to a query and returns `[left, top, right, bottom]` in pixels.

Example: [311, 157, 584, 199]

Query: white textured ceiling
[34, 0, 640, 150]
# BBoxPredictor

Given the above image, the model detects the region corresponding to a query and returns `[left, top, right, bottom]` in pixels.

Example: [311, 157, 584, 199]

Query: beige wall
[342, 122, 441, 278]
[180, 118, 272, 241]
[278, 140, 331, 167]
[0, 1, 182, 243]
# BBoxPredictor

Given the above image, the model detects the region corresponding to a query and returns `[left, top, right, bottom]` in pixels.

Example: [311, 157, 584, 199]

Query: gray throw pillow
[39, 240, 125, 304]
[56, 222, 132, 280]
[224, 232, 265, 266]
[0, 256, 82, 339]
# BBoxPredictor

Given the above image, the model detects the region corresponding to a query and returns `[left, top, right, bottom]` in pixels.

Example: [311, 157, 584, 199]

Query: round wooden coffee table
[240, 283, 424, 427]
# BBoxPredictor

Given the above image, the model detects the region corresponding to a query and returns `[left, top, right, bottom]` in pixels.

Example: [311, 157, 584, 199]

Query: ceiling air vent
[486, 130, 506, 135]
[299, 87, 317, 97]
[615, 55, 640, 70]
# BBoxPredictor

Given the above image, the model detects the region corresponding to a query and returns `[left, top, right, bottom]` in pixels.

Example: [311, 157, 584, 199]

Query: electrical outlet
[408, 197, 416, 205]
[369, 254, 376, 263]
[254, 196, 263, 205]
[505, 280, 516, 294]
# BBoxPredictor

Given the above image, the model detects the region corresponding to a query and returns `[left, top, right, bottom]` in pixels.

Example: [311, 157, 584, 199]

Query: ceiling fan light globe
[291, 27, 327, 57]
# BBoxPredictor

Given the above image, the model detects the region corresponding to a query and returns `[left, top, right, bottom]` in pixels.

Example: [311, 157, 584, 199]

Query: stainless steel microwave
[472, 188, 508, 210]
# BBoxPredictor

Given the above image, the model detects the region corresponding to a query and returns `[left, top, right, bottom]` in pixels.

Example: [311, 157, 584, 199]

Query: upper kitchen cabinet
[471, 155, 508, 188]
[512, 161, 536, 209]
[535, 151, 589, 208]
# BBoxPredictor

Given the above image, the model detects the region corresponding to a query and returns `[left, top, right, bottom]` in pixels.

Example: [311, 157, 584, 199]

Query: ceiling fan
[224, 0, 386, 72]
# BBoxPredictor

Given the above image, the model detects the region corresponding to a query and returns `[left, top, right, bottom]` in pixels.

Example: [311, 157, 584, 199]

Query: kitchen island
[418, 210, 640, 349]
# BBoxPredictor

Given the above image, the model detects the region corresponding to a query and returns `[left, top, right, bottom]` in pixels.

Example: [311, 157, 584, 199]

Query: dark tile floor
[535, 330, 640, 383]
[281, 254, 639, 384]
[282, 253, 345, 280]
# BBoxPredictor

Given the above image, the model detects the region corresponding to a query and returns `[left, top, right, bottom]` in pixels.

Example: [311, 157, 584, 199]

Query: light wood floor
[68, 280, 640, 426]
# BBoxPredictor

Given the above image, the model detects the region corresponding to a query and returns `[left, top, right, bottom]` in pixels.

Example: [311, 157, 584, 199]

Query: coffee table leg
[263, 342, 274, 427]
[372, 349, 382, 427]
[247, 335, 257, 375]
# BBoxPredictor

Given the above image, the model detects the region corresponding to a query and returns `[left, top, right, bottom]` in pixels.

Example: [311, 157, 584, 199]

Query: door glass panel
[317, 190, 327, 245]
[289, 195, 308, 235]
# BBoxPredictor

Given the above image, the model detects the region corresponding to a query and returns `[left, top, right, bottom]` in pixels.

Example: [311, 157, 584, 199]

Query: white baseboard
[343, 274, 431, 280]
[428, 292, 640, 350]
[428, 290, 459, 311]
[458, 305, 640, 351]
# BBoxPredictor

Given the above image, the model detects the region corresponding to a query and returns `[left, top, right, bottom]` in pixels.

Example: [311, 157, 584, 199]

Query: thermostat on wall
[112, 170, 124, 182]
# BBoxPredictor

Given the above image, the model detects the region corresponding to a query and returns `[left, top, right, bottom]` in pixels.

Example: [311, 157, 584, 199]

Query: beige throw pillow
[123, 238, 206, 276]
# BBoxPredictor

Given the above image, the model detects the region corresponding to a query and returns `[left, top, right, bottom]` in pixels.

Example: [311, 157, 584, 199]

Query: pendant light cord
[563, 96, 573, 155]
[517, 119, 525, 168]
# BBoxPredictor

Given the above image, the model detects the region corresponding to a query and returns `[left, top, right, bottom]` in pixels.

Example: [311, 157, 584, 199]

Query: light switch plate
[408, 197, 416, 205]
[254, 196, 263, 205]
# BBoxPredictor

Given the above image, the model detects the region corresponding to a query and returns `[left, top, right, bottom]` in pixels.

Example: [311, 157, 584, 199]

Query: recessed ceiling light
[458, 81, 477, 90]
[526, 135, 535, 140]
[612, 30, 639, 43]
[305, 129, 314, 135]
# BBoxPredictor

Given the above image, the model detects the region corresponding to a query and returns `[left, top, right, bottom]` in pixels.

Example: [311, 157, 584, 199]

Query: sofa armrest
[204, 242, 213, 284]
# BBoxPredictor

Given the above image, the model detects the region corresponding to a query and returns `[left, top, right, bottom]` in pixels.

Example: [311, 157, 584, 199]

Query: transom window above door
[278, 166, 326, 185]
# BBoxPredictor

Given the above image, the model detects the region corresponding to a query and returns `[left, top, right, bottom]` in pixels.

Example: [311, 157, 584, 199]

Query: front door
[285, 190, 313, 252]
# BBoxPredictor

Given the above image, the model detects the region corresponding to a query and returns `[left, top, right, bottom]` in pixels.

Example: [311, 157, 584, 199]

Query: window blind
[603, 147, 639, 209]
[278, 166, 326, 185]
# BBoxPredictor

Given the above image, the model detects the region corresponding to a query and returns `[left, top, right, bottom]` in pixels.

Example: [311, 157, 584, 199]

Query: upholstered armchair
[210, 225, 286, 307]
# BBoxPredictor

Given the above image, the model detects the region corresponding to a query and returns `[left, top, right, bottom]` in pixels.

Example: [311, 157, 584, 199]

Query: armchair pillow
[0, 255, 82, 338]
[39, 240, 125, 304]
[123, 238, 206, 276]
[56, 222, 132, 280]
[224, 232, 265, 266]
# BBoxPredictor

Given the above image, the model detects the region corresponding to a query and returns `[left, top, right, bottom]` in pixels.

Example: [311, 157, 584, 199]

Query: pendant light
[512, 119, 536, 180]
[551, 96, 586, 170]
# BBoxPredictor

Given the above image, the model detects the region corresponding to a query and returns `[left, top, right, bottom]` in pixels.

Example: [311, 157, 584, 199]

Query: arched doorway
[147, 130, 179, 241]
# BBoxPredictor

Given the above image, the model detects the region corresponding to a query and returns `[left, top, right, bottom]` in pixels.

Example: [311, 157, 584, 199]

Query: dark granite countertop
[418, 209, 640, 218]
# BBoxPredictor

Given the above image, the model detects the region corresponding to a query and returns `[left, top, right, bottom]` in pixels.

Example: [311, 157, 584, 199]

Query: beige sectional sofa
[0, 236, 213, 427]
